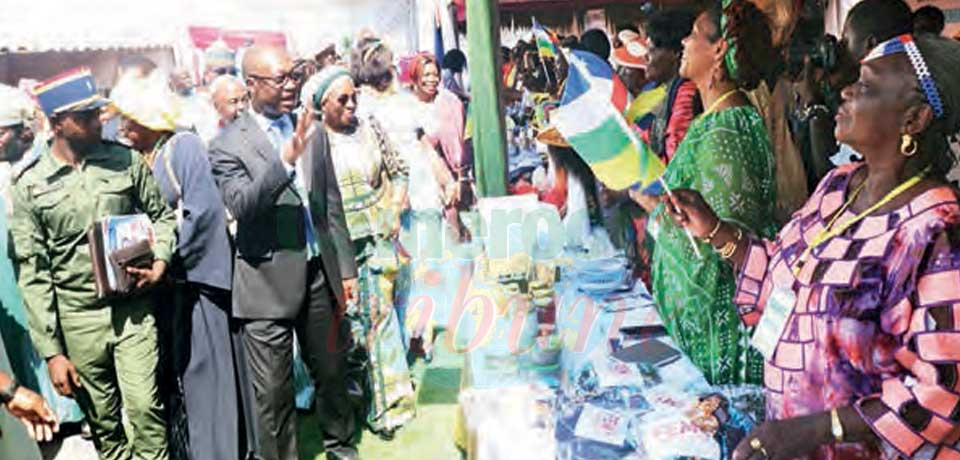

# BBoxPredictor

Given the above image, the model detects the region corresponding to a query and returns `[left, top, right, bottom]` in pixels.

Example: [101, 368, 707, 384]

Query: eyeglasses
[249, 70, 305, 87]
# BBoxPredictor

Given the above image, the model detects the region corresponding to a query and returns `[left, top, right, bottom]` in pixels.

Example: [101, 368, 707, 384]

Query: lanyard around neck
[792, 166, 930, 276]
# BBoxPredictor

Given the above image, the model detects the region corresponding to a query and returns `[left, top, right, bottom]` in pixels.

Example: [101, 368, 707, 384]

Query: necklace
[702, 88, 741, 117]
[792, 166, 931, 276]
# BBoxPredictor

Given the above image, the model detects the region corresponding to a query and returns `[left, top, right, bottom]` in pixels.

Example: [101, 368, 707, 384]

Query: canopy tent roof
[0, 1, 180, 53]
[498, 0, 682, 11]
[187, 26, 287, 50]
[0, 0, 413, 56]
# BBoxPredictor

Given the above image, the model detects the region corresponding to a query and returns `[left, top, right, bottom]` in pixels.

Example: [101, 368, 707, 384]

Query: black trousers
[242, 261, 356, 460]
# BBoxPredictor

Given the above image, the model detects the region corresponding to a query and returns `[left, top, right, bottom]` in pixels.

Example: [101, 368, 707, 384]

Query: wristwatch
[0, 375, 19, 405]
[830, 408, 845, 443]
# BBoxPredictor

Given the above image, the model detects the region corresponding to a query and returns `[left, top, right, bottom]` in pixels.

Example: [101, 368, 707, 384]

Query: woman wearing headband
[350, 37, 423, 174]
[666, 34, 960, 459]
[633, 0, 778, 386]
[306, 66, 415, 439]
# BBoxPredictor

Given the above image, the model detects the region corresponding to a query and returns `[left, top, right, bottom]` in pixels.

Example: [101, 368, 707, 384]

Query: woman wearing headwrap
[630, 0, 778, 385]
[307, 66, 415, 438]
[111, 71, 243, 460]
[667, 34, 960, 460]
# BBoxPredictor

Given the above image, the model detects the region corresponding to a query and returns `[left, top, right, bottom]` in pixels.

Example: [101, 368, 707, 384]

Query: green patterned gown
[648, 105, 777, 385]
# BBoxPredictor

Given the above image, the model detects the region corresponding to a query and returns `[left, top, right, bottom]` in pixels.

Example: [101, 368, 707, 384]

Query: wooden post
[467, 0, 508, 197]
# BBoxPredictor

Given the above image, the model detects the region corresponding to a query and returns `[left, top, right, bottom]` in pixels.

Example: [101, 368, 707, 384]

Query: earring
[900, 134, 918, 157]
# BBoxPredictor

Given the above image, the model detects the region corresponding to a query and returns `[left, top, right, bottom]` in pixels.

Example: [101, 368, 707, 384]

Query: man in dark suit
[209, 46, 359, 460]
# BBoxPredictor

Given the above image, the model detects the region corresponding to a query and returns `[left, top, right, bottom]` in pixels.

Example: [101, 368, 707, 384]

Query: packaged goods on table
[457, 247, 764, 459]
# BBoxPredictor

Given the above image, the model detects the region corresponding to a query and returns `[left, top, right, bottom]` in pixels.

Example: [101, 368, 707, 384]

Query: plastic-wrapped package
[555, 402, 639, 460]
[712, 384, 766, 424]
[638, 411, 722, 460]
[635, 387, 762, 460]
[574, 404, 630, 445]
[593, 355, 643, 388]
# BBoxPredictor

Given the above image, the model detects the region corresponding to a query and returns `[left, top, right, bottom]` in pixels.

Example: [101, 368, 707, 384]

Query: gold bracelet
[717, 227, 743, 259]
[703, 219, 723, 243]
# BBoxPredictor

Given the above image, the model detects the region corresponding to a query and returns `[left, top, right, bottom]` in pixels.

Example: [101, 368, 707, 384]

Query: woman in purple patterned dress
[665, 34, 960, 459]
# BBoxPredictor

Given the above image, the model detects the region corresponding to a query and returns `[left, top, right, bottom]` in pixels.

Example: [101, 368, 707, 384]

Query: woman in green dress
[633, 0, 779, 385]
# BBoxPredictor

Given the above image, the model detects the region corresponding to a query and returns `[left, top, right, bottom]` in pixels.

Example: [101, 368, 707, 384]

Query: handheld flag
[551, 50, 665, 191]
[532, 19, 560, 59]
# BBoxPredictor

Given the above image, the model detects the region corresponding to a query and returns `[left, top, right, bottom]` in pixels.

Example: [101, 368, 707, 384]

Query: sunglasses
[336, 93, 357, 105]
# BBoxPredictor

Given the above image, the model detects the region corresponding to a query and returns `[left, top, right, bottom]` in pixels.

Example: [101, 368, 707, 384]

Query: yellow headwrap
[110, 70, 182, 132]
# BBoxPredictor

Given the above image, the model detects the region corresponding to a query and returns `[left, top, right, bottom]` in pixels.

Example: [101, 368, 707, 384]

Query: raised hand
[282, 106, 318, 166]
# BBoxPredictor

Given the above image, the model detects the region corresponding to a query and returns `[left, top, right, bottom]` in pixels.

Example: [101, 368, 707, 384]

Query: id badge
[750, 285, 796, 361]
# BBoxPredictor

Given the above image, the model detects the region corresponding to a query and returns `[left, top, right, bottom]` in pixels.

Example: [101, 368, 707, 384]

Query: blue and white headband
[863, 34, 945, 119]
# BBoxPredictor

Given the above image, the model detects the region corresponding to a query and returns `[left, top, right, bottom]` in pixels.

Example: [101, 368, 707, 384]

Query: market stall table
[447, 253, 763, 460]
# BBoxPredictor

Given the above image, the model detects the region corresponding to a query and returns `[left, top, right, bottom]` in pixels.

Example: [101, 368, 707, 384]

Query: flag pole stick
[541, 56, 553, 87]
[532, 18, 553, 87]
[563, 50, 702, 259]
[657, 176, 703, 259]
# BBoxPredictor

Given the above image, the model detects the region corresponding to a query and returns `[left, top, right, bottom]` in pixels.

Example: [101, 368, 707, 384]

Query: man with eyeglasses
[10, 68, 177, 460]
[209, 46, 359, 460]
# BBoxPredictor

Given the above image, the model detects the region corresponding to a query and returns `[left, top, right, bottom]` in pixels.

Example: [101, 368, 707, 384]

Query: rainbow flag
[552, 50, 666, 191]
[532, 19, 560, 59]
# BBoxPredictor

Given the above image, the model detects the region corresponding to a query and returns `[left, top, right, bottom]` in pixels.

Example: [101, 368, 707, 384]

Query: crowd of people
[0, 33, 472, 460]
[0, 1, 959, 460]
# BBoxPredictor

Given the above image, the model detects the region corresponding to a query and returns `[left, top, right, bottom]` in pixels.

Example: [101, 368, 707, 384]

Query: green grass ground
[298, 333, 465, 460]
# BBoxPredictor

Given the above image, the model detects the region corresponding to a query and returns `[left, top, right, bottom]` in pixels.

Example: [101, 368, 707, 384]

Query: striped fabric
[734, 163, 960, 459]
[31, 67, 108, 117]
[552, 50, 665, 191]
[532, 19, 559, 59]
